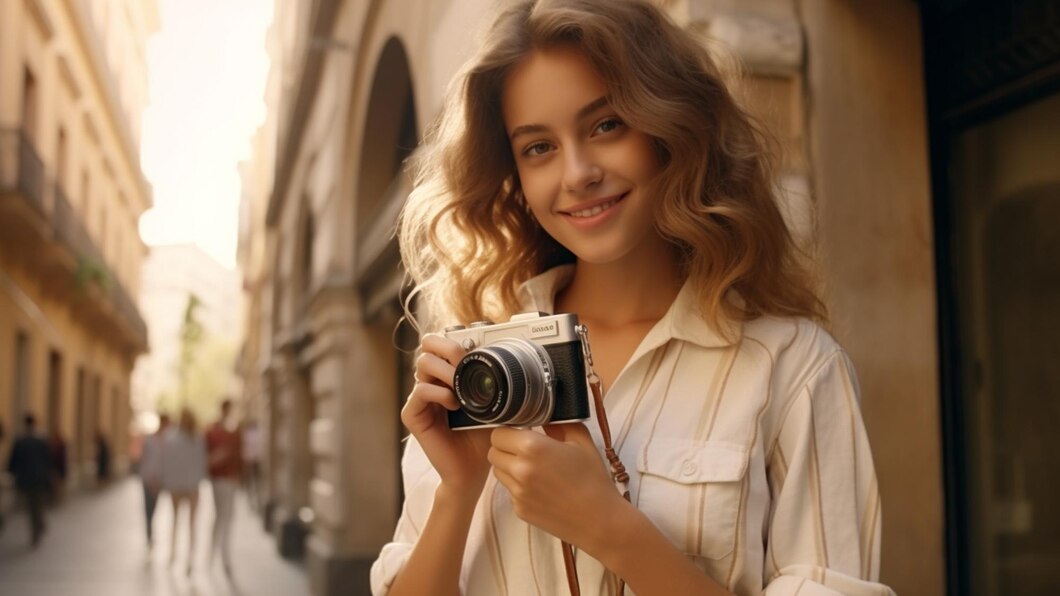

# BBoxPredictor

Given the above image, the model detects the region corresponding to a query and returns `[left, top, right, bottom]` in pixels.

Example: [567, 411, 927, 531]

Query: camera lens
[453, 339, 555, 426]
[465, 363, 498, 408]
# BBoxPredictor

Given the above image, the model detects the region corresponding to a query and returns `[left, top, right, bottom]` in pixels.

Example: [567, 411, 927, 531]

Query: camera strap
[563, 325, 632, 596]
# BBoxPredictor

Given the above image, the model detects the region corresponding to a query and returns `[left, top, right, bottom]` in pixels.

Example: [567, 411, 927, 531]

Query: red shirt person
[204, 399, 242, 572]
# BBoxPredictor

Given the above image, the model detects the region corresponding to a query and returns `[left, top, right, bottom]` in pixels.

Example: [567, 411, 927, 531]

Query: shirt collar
[515, 265, 741, 350]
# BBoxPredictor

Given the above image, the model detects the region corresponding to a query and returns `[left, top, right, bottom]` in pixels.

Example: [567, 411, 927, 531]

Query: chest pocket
[635, 439, 748, 561]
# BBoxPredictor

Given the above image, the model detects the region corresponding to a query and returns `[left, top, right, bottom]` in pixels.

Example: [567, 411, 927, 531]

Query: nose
[562, 146, 602, 193]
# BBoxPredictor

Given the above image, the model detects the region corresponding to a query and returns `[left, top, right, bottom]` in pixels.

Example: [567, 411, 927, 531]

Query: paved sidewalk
[0, 477, 308, 596]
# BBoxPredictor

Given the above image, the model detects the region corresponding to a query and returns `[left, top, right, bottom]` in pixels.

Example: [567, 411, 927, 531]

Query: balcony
[0, 128, 47, 218]
[0, 127, 148, 354]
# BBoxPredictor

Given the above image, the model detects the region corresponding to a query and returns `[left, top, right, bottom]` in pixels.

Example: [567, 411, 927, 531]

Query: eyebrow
[508, 95, 611, 142]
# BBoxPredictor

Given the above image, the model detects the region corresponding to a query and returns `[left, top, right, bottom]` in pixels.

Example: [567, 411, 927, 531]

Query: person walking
[161, 408, 206, 573]
[6, 413, 53, 547]
[0, 418, 6, 531]
[48, 430, 68, 504]
[140, 413, 170, 551]
[205, 399, 242, 574]
[94, 431, 111, 485]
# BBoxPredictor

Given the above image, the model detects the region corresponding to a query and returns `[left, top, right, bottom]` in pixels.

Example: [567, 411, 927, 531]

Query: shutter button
[681, 459, 698, 476]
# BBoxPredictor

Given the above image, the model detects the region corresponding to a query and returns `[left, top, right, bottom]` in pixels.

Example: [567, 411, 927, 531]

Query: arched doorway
[353, 34, 419, 527]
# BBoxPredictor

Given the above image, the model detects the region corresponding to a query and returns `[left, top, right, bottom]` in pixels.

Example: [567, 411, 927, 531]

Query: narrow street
[0, 478, 308, 596]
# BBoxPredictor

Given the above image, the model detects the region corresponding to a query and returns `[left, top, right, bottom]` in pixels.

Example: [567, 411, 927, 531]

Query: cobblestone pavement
[0, 477, 308, 596]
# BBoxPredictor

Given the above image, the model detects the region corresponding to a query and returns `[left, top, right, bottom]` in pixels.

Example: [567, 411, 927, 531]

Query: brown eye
[524, 142, 551, 157]
[594, 118, 623, 135]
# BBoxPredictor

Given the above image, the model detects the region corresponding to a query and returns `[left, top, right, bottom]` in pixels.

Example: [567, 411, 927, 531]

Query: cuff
[369, 542, 414, 596]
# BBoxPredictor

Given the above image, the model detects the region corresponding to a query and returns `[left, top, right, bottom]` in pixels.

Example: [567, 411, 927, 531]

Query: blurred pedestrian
[140, 413, 170, 551]
[241, 419, 262, 511]
[95, 431, 111, 485]
[48, 430, 68, 504]
[0, 418, 5, 531]
[6, 413, 53, 547]
[161, 408, 206, 574]
[205, 399, 241, 574]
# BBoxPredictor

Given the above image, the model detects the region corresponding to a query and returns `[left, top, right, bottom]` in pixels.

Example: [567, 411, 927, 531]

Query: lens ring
[453, 339, 554, 426]
[487, 339, 554, 427]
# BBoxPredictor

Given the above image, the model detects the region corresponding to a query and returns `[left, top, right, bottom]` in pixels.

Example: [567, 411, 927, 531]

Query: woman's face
[501, 45, 663, 266]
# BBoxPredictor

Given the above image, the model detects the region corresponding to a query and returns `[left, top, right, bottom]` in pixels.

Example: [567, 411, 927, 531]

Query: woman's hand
[401, 334, 492, 497]
[488, 423, 624, 553]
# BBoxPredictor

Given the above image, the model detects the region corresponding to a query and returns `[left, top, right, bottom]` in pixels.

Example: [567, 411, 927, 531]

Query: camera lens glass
[454, 339, 555, 426]
[464, 363, 498, 408]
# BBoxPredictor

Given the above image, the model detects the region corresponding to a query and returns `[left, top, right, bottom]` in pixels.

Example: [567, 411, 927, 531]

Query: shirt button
[681, 460, 698, 476]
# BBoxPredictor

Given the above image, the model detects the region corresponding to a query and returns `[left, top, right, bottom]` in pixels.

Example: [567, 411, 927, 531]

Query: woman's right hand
[401, 334, 492, 497]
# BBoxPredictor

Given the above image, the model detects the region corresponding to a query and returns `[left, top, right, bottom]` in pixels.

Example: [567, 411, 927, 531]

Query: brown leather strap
[562, 374, 630, 596]
[562, 541, 582, 596]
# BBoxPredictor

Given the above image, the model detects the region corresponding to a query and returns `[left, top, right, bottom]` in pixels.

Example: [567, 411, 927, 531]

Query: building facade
[0, 0, 156, 495]
[239, 1, 1060, 595]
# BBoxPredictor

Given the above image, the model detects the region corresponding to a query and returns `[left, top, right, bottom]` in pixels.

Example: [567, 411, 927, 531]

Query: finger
[492, 466, 520, 495]
[542, 423, 567, 442]
[490, 426, 549, 455]
[414, 352, 457, 387]
[421, 333, 466, 366]
[544, 422, 592, 446]
[486, 445, 519, 472]
[404, 382, 459, 416]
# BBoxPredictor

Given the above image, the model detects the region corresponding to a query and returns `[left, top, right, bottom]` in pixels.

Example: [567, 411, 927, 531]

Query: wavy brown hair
[400, 0, 826, 335]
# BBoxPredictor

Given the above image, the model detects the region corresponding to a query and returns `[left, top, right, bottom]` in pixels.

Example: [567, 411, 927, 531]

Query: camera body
[444, 312, 591, 430]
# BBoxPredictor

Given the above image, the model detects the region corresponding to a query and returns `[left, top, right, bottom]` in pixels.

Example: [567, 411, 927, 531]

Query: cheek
[517, 169, 559, 217]
[628, 140, 664, 182]
[524, 196, 553, 224]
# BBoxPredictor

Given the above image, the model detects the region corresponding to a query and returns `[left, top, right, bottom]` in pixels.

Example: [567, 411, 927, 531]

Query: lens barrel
[453, 339, 554, 426]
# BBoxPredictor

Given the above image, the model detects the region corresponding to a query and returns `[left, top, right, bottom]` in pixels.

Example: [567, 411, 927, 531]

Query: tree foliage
[156, 293, 238, 424]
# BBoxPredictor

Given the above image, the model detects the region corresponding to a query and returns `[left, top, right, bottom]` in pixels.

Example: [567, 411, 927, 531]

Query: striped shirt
[372, 265, 895, 595]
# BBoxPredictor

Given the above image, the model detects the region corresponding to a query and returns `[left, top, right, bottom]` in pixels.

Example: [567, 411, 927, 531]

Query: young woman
[372, 1, 894, 595]
[161, 408, 207, 573]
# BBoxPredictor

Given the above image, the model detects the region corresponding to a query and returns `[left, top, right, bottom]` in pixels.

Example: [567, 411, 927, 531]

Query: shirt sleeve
[369, 436, 442, 596]
[763, 350, 896, 596]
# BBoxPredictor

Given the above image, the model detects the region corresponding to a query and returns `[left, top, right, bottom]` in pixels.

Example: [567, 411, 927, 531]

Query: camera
[444, 312, 592, 430]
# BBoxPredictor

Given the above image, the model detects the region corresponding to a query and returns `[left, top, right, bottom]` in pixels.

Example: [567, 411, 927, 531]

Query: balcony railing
[1, 126, 147, 350]
[52, 183, 148, 346]
[0, 128, 47, 217]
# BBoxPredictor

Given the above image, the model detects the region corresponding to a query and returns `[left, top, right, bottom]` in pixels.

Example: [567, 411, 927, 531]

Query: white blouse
[372, 265, 895, 595]
[159, 428, 207, 493]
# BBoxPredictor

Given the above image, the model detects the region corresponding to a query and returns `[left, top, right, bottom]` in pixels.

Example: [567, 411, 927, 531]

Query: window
[13, 331, 30, 422]
[22, 68, 38, 143]
[81, 169, 91, 215]
[56, 127, 68, 191]
[48, 350, 63, 434]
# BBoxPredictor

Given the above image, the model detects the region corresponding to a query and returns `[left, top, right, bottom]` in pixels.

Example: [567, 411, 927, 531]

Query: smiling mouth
[564, 194, 627, 219]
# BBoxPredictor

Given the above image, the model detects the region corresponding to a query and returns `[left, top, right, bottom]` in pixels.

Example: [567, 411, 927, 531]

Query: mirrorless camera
[444, 312, 592, 429]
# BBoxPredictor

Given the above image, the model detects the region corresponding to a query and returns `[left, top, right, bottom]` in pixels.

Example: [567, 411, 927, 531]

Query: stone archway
[355, 36, 418, 240]
[352, 31, 418, 526]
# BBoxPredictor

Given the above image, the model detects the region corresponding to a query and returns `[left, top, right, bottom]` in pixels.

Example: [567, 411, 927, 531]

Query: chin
[565, 243, 636, 266]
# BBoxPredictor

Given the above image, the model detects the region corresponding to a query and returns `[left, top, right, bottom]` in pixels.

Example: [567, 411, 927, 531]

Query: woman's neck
[556, 235, 682, 327]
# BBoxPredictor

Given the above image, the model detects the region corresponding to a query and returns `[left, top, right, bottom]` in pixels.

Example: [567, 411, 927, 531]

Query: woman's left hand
[488, 423, 623, 552]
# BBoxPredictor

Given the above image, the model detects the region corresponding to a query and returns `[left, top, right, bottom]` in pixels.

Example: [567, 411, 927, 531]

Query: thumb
[543, 422, 591, 445]
[542, 423, 567, 442]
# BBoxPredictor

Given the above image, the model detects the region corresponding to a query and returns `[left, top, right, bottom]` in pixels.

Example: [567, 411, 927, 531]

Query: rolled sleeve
[369, 437, 440, 595]
[765, 350, 895, 596]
